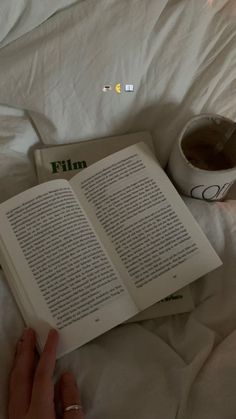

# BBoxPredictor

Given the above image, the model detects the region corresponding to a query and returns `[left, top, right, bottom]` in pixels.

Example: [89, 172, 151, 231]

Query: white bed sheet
[0, 1, 236, 418]
[0, 0, 83, 48]
[0, 0, 235, 166]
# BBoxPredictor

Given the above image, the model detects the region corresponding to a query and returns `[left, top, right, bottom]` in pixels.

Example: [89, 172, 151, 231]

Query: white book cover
[34, 132, 155, 183]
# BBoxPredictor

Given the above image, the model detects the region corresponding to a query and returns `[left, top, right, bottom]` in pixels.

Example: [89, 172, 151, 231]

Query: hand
[8, 328, 84, 419]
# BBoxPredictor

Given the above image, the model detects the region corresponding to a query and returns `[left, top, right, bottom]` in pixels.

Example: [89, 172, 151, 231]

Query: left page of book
[0, 180, 138, 357]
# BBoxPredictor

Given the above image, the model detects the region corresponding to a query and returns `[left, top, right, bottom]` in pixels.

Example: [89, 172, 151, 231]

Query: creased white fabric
[0, 0, 83, 48]
[0, 1, 236, 418]
[1, 197, 236, 419]
[0, 0, 235, 165]
[0, 106, 38, 202]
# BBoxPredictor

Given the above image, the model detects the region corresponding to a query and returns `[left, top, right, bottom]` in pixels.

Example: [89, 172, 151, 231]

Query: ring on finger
[64, 404, 83, 413]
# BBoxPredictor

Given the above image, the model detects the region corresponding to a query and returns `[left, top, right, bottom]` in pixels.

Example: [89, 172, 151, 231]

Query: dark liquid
[182, 130, 235, 171]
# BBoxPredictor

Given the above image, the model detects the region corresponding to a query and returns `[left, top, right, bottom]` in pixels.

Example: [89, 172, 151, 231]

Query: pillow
[0, 0, 82, 48]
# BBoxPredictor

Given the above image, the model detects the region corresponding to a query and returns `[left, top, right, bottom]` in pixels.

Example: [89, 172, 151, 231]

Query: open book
[0, 143, 222, 358]
[34, 131, 195, 318]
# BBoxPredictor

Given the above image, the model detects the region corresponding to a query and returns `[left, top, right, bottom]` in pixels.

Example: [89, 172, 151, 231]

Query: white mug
[168, 114, 236, 201]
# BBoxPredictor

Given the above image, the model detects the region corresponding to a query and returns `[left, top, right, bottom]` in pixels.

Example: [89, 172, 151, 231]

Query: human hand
[8, 328, 84, 419]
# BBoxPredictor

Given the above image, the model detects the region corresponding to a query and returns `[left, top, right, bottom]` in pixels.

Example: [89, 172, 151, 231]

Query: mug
[167, 114, 236, 201]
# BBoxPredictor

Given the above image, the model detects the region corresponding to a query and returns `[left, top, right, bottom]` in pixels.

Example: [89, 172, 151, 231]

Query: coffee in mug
[167, 114, 236, 201]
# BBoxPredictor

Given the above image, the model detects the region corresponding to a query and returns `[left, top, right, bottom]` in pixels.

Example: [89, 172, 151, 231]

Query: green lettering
[67, 159, 73, 170]
[73, 160, 87, 170]
[50, 159, 87, 174]
[61, 161, 67, 172]
[50, 161, 62, 174]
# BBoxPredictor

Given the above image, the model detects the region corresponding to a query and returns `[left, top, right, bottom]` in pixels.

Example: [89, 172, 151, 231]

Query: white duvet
[0, 0, 83, 48]
[0, 1, 236, 418]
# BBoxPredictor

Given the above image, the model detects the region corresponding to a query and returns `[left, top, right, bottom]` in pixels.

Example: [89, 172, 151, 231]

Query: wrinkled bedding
[0, 0, 83, 48]
[0, 1, 236, 418]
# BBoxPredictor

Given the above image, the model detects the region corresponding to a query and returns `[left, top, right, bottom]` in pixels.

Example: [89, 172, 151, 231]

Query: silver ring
[64, 404, 82, 413]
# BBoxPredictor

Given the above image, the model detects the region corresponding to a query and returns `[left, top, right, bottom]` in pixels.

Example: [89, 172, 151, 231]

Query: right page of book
[70, 142, 222, 311]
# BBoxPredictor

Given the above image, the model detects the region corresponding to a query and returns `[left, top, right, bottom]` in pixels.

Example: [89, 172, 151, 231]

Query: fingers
[31, 329, 59, 408]
[9, 328, 36, 419]
[60, 372, 84, 419]
[35, 329, 59, 380]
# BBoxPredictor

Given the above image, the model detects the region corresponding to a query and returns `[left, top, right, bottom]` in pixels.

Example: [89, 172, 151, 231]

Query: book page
[70, 143, 222, 310]
[0, 180, 137, 356]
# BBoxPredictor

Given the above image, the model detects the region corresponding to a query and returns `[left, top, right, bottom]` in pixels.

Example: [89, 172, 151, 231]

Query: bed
[0, 1, 236, 418]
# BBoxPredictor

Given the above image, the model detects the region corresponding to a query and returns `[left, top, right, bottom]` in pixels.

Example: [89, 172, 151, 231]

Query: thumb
[60, 372, 84, 419]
